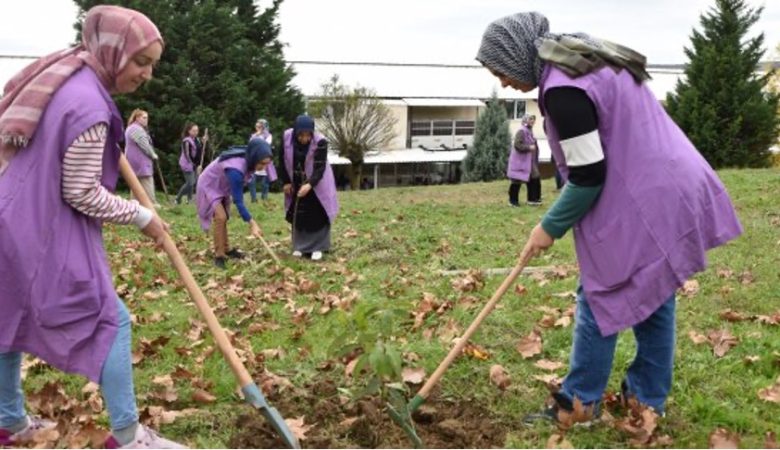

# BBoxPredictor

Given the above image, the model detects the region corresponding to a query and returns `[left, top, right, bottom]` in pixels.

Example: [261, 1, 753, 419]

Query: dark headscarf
[292, 114, 315, 153]
[476, 12, 649, 88]
[218, 137, 272, 171]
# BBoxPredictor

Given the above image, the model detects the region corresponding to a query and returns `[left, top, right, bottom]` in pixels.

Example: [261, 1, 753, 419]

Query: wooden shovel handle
[119, 154, 253, 387]
[417, 252, 532, 398]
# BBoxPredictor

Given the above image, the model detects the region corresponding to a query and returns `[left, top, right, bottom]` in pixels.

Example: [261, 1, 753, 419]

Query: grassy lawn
[20, 168, 780, 448]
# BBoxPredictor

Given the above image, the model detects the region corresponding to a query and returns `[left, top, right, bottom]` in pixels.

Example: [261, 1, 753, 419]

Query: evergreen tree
[666, 0, 780, 168]
[462, 91, 510, 182]
[72, 0, 305, 181]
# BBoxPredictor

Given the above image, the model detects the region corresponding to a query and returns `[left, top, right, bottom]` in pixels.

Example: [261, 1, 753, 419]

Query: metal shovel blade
[242, 384, 300, 449]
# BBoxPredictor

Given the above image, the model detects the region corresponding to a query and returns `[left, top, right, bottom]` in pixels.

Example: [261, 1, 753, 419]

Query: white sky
[0, 1, 779, 73]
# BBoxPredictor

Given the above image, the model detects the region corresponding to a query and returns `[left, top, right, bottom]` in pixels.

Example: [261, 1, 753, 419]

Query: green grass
[23, 168, 780, 448]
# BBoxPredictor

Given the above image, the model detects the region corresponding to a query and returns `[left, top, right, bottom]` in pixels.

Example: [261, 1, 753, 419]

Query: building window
[504, 100, 527, 120]
[411, 121, 432, 136]
[432, 120, 453, 136]
[454, 121, 475, 135]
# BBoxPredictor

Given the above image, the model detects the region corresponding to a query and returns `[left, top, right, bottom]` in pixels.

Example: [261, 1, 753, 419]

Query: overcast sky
[1, 0, 779, 66]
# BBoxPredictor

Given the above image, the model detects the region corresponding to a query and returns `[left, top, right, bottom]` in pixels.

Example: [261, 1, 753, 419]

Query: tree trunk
[348, 161, 363, 190]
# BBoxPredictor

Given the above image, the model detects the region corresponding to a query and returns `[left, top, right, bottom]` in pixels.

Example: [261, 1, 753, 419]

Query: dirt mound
[229, 380, 507, 448]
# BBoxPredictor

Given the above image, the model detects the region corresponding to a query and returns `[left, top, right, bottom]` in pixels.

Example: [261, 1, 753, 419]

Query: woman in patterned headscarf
[0, 5, 185, 448]
[477, 12, 742, 425]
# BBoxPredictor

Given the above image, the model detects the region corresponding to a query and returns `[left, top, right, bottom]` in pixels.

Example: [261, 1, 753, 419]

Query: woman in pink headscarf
[0, 5, 185, 449]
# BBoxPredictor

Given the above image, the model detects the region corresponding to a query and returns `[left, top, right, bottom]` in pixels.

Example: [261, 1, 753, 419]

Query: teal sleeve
[541, 182, 604, 239]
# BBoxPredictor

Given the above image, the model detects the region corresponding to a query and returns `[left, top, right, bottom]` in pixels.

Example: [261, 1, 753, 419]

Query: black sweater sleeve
[308, 139, 328, 187]
[543, 87, 606, 187]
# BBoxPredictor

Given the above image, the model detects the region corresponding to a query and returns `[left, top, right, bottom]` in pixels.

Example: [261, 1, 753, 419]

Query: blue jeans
[558, 287, 676, 414]
[249, 174, 269, 202]
[0, 299, 138, 431]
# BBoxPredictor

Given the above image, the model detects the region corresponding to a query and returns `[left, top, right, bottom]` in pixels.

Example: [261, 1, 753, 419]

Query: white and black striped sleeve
[543, 87, 606, 187]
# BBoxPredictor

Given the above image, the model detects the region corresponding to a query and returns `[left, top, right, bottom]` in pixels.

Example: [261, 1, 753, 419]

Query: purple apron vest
[507, 126, 535, 182]
[195, 156, 250, 230]
[125, 122, 153, 177]
[539, 65, 743, 335]
[282, 129, 339, 224]
[0, 66, 123, 382]
[178, 136, 197, 172]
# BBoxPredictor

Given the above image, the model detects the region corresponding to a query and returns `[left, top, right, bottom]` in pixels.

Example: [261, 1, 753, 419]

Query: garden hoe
[387, 252, 533, 448]
[119, 155, 299, 449]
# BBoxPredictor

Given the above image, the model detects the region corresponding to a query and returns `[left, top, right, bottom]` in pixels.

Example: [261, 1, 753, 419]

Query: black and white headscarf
[476, 12, 649, 87]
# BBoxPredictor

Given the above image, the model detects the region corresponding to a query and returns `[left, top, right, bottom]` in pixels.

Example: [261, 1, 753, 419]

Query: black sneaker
[214, 256, 227, 269]
[226, 248, 245, 259]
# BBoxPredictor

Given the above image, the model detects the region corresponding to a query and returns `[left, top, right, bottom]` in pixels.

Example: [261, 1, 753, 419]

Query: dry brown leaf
[538, 314, 557, 328]
[81, 382, 100, 395]
[152, 374, 174, 388]
[489, 364, 511, 390]
[31, 427, 60, 448]
[401, 367, 426, 384]
[719, 309, 749, 322]
[689, 330, 708, 345]
[557, 398, 595, 430]
[516, 329, 543, 359]
[284, 416, 313, 442]
[191, 389, 217, 403]
[545, 433, 573, 449]
[555, 316, 572, 328]
[681, 279, 700, 297]
[533, 374, 562, 387]
[451, 270, 485, 293]
[709, 427, 740, 448]
[462, 343, 491, 360]
[738, 271, 755, 285]
[708, 330, 739, 358]
[534, 360, 565, 371]
[758, 376, 780, 403]
[765, 431, 778, 449]
[514, 284, 527, 296]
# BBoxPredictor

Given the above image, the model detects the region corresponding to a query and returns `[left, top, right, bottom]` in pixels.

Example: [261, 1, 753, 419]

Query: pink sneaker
[105, 425, 187, 449]
[0, 416, 57, 446]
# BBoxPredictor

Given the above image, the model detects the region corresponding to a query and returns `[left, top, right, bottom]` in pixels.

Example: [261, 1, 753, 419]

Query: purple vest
[539, 65, 743, 335]
[282, 129, 339, 223]
[507, 126, 535, 182]
[179, 136, 197, 172]
[0, 67, 123, 382]
[125, 123, 153, 177]
[195, 156, 251, 230]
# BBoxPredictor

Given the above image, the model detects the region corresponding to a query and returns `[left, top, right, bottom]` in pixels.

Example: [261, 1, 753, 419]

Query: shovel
[387, 252, 532, 448]
[119, 154, 299, 449]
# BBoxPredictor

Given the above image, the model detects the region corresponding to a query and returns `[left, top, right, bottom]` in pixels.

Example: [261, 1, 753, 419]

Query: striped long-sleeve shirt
[62, 123, 152, 228]
[127, 125, 157, 160]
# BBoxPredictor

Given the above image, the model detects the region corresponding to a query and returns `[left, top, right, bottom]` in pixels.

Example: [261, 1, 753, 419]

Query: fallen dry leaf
[285, 416, 313, 442]
[489, 364, 511, 390]
[720, 309, 749, 322]
[191, 389, 217, 403]
[708, 330, 739, 358]
[680, 279, 700, 297]
[462, 343, 491, 360]
[514, 284, 527, 296]
[401, 367, 426, 384]
[709, 427, 740, 448]
[451, 270, 485, 293]
[689, 330, 708, 345]
[765, 431, 778, 449]
[758, 376, 780, 403]
[738, 271, 755, 285]
[558, 398, 595, 431]
[517, 329, 543, 359]
[546, 433, 573, 448]
[535, 360, 565, 371]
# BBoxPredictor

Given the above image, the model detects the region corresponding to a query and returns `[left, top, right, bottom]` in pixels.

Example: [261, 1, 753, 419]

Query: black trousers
[509, 177, 542, 204]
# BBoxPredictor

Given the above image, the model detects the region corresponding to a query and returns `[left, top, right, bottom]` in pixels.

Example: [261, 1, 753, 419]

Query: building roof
[290, 60, 686, 102]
